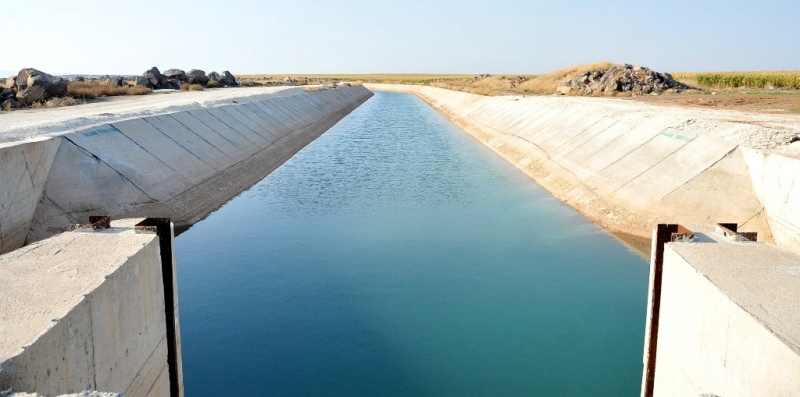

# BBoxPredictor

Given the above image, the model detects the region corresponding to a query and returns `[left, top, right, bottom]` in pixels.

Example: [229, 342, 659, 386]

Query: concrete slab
[241, 103, 284, 139]
[250, 101, 291, 133]
[186, 109, 258, 156]
[144, 115, 233, 171]
[64, 125, 192, 202]
[0, 221, 169, 396]
[112, 118, 217, 185]
[613, 134, 738, 208]
[219, 105, 276, 144]
[585, 131, 691, 196]
[167, 112, 245, 160]
[538, 113, 607, 152]
[0, 138, 60, 254]
[206, 107, 266, 147]
[26, 141, 172, 243]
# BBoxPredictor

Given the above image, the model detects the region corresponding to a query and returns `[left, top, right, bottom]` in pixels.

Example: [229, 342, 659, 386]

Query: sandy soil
[0, 86, 301, 143]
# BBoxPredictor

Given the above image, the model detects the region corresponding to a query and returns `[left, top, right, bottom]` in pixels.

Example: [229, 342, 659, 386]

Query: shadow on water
[612, 233, 652, 261]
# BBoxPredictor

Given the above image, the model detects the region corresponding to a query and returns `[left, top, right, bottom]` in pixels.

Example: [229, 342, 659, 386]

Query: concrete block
[0, 222, 172, 397]
[652, 229, 800, 396]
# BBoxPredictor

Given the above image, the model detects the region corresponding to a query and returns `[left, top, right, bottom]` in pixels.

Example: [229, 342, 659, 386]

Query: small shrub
[44, 97, 78, 108]
[67, 82, 152, 99]
[206, 80, 220, 88]
[180, 83, 205, 91]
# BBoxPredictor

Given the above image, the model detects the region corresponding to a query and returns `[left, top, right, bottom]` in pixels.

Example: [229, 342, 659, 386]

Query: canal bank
[366, 84, 800, 255]
[0, 86, 373, 254]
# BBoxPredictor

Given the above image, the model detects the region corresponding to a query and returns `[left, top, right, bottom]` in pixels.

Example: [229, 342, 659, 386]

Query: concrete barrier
[641, 224, 800, 396]
[0, 219, 182, 397]
[0, 86, 373, 254]
[367, 84, 800, 253]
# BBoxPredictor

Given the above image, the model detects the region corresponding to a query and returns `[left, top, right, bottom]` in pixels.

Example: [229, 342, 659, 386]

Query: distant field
[241, 68, 800, 114]
[244, 67, 800, 96]
[672, 71, 800, 89]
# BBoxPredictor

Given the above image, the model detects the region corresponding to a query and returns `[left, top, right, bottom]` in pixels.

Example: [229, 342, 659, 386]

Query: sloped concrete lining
[645, 224, 800, 396]
[367, 84, 800, 254]
[0, 86, 372, 254]
[0, 138, 60, 254]
[0, 219, 181, 397]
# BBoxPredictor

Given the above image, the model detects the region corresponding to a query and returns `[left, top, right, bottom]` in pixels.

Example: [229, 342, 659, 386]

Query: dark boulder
[164, 69, 186, 81]
[143, 66, 167, 87]
[219, 71, 238, 87]
[186, 69, 209, 86]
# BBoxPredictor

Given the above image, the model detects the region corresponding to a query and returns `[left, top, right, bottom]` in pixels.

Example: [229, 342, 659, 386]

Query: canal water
[175, 91, 649, 396]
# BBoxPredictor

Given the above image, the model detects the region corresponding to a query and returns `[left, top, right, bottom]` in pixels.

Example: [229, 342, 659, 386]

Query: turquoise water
[175, 91, 649, 396]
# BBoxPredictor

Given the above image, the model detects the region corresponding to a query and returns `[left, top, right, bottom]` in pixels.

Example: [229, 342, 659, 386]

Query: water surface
[176, 91, 649, 396]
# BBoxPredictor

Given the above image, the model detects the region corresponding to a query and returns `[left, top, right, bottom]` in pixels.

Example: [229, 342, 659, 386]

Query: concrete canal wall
[641, 224, 800, 396]
[367, 84, 800, 254]
[0, 219, 181, 397]
[0, 86, 373, 254]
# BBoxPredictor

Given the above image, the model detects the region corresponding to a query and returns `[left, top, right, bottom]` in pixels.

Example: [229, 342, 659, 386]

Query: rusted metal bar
[70, 215, 111, 231]
[642, 223, 692, 397]
[716, 223, 757, 242]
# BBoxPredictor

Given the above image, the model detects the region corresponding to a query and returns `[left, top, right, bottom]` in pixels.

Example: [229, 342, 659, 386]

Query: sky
[3, 0, 798, 76]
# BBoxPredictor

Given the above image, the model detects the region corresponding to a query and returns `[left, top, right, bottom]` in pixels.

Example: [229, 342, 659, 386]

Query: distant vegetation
[673, 71, 800, 89]
[243, 64, 800, 97]
[67, 82, 152, 99]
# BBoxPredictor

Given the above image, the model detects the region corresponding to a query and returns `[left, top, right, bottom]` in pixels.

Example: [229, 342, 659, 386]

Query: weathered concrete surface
[367, 84, 800, 254]
[0, 86, 373, 254]
[0, 219, 179, 397]
[648, 224, 800, 396]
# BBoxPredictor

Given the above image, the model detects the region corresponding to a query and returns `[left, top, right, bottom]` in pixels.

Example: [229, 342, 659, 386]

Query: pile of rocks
[133, 67, 238, 89]
[556, 64, 691, 96]
[2, 68, 68, 109]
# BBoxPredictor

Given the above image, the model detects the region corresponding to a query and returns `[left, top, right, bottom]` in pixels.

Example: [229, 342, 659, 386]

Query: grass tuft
[180, 83, 205, 91]
[67, 82, 152, 99]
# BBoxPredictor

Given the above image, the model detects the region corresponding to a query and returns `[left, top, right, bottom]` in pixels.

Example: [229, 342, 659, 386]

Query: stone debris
[557, 64, 692, 96]
[2, 68, 68, 110]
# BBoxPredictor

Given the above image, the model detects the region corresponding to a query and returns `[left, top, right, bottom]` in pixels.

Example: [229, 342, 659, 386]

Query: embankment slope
[0, 86, 373, 254]
[367, 84, 800, 254]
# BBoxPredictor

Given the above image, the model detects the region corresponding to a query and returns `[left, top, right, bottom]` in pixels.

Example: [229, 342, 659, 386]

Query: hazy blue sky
[3, 0, 798, 75]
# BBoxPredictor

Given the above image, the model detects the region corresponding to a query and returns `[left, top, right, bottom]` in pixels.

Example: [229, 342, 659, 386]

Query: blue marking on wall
[660, 129, 694, 142]
[82, 126, 120, 137]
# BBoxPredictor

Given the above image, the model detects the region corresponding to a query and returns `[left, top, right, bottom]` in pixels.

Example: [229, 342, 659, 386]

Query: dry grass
[180, 83, 205, 91]
[518, 62, 616, 94]
[67, 82, 152, 99]
[206, 80, 220, 88]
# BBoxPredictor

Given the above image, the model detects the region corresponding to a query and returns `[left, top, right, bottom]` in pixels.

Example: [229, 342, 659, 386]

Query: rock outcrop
[557, 64, 691, 96]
